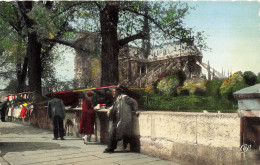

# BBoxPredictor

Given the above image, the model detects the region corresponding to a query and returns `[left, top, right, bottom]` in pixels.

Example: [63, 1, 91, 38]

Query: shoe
[60, 137, 65, 140]
[103, 148, 114, 153]
[82, 136, 87, 144]
[52, 138, 58, 140]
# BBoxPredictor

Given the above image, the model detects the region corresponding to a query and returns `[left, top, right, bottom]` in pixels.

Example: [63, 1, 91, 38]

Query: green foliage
[140, 93, 237, 112]
[130, 71, 259, 112]
[155, 70, 186, 95]
[181, 79, 206, 93]
[205, 80, 222, 97]
[179, 89, 189, 96]
[0, 1, 207, 95]
[157, 75, 179, 95]
[130, 76, 247, 112]
[220, 72, 248, 99]
[118, 1, 205, 51]
[194, 88, 206, 96]
[243, 71, 257, 86]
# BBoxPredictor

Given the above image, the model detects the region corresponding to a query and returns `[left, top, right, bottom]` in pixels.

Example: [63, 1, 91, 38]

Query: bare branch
[44, 38, 90, 53]
[118, 32, 146, 47]
[51, 2, 86, 19]
[120, 7, 181, 40]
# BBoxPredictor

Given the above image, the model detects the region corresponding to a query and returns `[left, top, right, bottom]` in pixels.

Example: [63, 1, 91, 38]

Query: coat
[79, 98, 96, 134]
[47, 98, 66, 120]
[109, 94, 138, 140]
[20, 106, 27, 118]
[0, 101, 8, 116]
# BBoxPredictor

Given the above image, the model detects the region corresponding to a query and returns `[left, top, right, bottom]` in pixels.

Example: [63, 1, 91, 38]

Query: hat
[87, 92, 93, 97]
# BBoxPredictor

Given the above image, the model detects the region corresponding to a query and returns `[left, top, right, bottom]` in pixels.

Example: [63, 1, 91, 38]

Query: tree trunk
[27, 32, 42, 95]
[17, 38, 28, 93]
[100, 2, 119, 86]
[142, 2, 150, 59]
[17, 55, 28, 93]
[16, 40, 22, 92]
[17, 1, 43, 96]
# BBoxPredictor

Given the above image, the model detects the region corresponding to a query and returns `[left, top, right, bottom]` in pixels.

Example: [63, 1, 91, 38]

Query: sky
[183, 1, 260, 76]
[55, 0, 260, 81]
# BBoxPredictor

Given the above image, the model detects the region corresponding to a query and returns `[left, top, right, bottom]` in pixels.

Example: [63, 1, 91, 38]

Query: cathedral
[74, 32, 225, 88]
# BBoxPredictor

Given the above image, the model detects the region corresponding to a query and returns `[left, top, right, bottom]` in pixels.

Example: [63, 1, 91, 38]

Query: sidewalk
[0, 122, 181, 165]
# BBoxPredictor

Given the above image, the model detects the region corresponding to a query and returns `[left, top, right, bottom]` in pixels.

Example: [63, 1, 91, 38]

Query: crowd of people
[27, 86, 138, 153]
[0, 93, 33, 122]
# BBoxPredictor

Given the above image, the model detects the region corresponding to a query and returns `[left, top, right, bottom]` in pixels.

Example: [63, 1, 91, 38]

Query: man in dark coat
[1, 99, 9, 122]
[47, 98, 66, 140]
[104, 88, 138, 153]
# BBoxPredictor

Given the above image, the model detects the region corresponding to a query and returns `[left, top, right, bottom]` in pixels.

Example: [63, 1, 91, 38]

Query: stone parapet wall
[30, 104, 52, 129]
[134, 111, 258, 165]
[134, 112, 240, 148]
[17, 107, 259, 164]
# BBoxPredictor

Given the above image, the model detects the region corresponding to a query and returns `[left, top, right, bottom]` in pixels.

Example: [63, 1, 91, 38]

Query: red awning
[46, 90, 79, 106]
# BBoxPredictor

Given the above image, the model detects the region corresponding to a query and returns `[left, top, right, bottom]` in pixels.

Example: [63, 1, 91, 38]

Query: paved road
[0, 122, 180, 165]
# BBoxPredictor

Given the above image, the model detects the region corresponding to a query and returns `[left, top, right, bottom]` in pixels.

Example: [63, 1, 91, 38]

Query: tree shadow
[0, 124, 52, 135]
[0, 142, 79, 157]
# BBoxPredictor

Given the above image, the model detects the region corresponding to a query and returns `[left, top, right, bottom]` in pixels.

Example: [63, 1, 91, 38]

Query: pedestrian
[79, 92, 96, 144]
[104, 88, 138, 153]
[0, 98, 8, 122]
[47, 97, 66, 140]
[20, 103, 27, 118]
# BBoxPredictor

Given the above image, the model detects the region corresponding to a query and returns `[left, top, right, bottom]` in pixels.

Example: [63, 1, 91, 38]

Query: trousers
[53, 116, 64, 138]
[1, 109, 6, 121]
[107, 125, 132, 150]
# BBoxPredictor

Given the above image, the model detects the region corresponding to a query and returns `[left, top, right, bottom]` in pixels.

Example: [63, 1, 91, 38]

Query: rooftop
[233, 83, 260, 99]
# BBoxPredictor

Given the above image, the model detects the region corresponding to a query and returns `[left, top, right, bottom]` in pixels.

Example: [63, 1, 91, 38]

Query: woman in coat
[79, 92, 96, 144]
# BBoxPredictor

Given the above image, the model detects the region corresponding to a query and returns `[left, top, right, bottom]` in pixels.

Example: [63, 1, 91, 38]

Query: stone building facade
[118, 42, 203, 87]
[74, 33, 205, 88]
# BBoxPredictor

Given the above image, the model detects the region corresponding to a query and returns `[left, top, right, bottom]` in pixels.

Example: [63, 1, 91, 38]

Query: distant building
[118, 42, 203, 87]
[74, 33, 224, 88]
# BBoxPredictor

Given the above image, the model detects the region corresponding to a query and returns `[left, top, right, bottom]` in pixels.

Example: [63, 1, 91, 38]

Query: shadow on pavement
[113, 150, 132, 153]
[0, 125, 52, 135]
[0, 142, 79, 156]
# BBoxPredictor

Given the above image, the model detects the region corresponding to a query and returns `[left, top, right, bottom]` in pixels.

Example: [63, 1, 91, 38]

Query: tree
[0, 1, 207, 97]
[0, 1, 89, 98]
[243, 71, 257, 86]
[99, 2, 120, 86]
[17, 2, 43, 97]
[0, 2, 27, 92]
[94, 1, 206, 86]
[141, 1, 151, 59]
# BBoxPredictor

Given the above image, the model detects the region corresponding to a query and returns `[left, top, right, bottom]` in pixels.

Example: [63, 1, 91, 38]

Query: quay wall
[133, 111, 257, 165]
[20, 106, 258, 165]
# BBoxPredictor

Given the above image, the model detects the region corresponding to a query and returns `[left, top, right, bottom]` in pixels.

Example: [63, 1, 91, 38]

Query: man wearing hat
[104, 88, 138, 153]
[79, 92, 96, 144]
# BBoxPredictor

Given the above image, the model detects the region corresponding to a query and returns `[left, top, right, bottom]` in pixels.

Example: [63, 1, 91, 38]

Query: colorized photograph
[0, 1, 259, 164]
